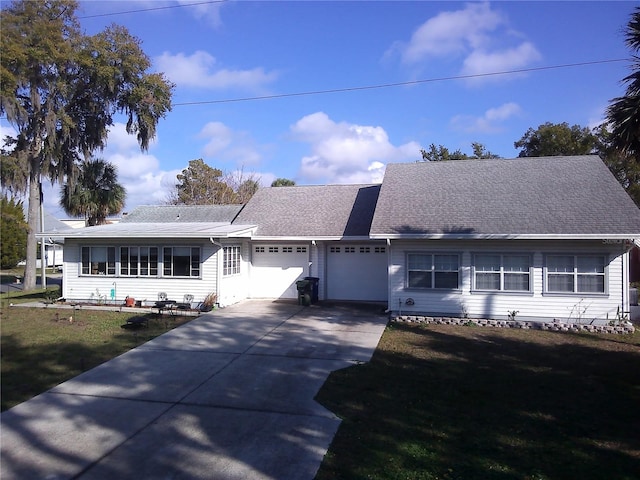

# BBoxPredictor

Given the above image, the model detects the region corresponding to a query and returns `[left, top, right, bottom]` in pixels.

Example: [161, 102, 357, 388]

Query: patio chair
[176, 294, 194, 311]
[154, 292, 176, 315]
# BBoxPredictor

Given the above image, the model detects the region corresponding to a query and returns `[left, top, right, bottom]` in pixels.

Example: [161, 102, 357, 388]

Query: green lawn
[315, 322, 640, 480]
[1, 287, 194, 411]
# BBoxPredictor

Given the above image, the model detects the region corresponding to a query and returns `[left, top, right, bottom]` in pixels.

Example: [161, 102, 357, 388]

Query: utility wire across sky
[173, 58, 627, 107]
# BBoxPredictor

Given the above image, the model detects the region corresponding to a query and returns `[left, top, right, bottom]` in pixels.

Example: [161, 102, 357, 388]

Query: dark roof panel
[233, 184, 381, 237]
[370, 155, 640, 236]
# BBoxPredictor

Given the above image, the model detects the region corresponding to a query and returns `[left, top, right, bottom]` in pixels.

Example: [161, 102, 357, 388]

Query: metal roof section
[37, 222, 256, 239]
[120, 204, 243, 223]
[38, 210, 75, 235]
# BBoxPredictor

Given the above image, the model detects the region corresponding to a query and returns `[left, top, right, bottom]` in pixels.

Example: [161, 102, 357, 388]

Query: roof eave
[250, 235, 375, 242]
[370, 233, 640, 241]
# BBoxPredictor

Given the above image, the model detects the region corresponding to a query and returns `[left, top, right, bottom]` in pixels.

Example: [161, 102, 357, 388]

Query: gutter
[369, 233, 640, 241]
[250, 235, 375, 241]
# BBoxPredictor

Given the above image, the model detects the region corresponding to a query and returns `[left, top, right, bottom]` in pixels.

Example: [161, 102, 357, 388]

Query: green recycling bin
[304, 276, 319, 304]
[296, 279, 311, 306]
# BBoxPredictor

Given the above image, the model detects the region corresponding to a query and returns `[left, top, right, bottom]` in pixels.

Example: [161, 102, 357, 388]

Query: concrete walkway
[1, 300, 388, 479]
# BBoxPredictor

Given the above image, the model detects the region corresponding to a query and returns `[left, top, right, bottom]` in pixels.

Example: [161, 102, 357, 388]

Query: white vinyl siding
[64, 240, 219, 305]
[389, 240, 623, 322]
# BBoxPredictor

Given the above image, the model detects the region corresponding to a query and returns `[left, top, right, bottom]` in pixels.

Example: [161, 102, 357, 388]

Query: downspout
[386, 238, 392, 313]
[623, 239, 637, 316]
[210, 238, 223, 304]
[310, 240, 316, 276]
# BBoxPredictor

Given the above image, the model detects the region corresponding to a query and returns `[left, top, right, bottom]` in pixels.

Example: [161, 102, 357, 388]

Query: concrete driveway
[0, 300, 388, 479]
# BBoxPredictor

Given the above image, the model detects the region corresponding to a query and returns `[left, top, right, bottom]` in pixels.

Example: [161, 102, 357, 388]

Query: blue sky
[1, 1, 636, 217]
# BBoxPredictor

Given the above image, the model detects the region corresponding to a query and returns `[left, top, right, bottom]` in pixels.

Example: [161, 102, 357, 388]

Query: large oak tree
[0, 0, 173, 290]
[514, 122, 597, 157]
[168, 159, 259, 205]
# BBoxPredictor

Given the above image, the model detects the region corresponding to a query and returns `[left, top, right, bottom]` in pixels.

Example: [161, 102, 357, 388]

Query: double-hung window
[546, 255, 606, 294]
[407, 253, 459, 289]
[223, 246, 241, 276]
[81, 246, 116, 275]
[163, 247, 201, 277]
[120, 247, 158, 276]
[474, 254, 531, 292]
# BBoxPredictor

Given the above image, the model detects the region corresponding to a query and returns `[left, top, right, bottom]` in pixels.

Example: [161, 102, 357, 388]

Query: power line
[78, 0, 227, 19]
[173, 58, 628, 107]
[0, 58, 627, 123]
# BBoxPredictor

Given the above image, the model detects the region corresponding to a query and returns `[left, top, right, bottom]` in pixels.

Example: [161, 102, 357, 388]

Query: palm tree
[607, 7, 640, 159]
[60, 159, 126, 226]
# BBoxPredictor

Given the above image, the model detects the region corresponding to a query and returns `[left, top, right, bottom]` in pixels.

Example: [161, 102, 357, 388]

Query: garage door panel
[251, 245, 309, 299]
[327, 245, 387, 301]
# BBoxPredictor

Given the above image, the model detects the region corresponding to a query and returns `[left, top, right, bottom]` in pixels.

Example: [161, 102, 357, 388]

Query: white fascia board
[371, 233, 640, 241]
[250, 236, 341, 241]
[250, 235, 373, 242]
[225, 226, 258, 237]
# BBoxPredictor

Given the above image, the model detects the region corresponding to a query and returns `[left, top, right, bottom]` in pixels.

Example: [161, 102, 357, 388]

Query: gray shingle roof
[38, 210, 74, 234]
[233, 184, 381, 237]
[370, 155, 640, 237]
[120, 205, 243, 223]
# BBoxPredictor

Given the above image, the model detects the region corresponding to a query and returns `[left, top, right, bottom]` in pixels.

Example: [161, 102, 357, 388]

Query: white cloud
[450, 102, 522, 133]
[155, 50, 279, 90]
[99, 123, 168, 211]
[398, 2, 505, 63]
[105, 122, 153, 152]
[197, 121, 264, 166]
[198, 121, 233, 156]
[291, 112, 420, 184]
[388, 2, 541, 83]
[177, 0, 224, 27]
[461, 42, 542, 79]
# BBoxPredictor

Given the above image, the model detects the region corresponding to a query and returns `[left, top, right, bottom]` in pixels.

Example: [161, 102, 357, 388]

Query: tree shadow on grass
[316, 323, 640, 480]
[1, 302, 374, 480]
[0, 314, 184, 411]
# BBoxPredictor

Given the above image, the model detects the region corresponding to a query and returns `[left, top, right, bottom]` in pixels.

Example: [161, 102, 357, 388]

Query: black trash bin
[296, 279, 311, 306]
[304, 276, 319, 304]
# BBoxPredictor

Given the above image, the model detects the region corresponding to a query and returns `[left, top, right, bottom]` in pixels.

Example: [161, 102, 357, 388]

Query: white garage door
[250, 245, 309, 299]
[327, 245, 387, 301]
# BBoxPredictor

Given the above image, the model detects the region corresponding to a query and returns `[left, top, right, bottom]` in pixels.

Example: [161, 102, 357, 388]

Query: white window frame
[81, 246, 116, 276]
[406, 252, 460, 290]
[163, 246, 201, 278]
[545, 254, 607, 295]
[223, 245, 241, 277]
[473, 253, 532, 292]
[120, 246, 159, 277]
